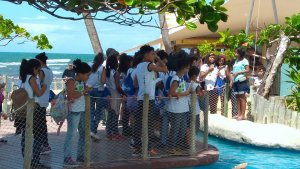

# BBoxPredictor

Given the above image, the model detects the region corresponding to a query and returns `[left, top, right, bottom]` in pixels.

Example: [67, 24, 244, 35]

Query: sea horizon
[0, 52, 95, 78]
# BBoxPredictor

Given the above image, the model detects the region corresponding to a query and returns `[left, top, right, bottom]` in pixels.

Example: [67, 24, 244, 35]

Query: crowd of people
[0, 45, 266, 168]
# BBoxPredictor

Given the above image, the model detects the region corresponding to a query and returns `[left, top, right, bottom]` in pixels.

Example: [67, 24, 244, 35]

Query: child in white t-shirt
[167, 52, 191, 148]
[186, 66, 204, 133]
[132, 45, 168, 156]
[253, 67, 265, 92]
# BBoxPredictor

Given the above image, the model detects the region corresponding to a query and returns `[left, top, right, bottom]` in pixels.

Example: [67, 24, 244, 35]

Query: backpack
[162, 75, 173, 97]
[11, 88, 29, 119]
[123, 70, 135, 96]
[49, 90, 68, 125]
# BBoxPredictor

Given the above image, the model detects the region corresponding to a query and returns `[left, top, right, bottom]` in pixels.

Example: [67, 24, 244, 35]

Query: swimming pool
[193, 134, 300, 169]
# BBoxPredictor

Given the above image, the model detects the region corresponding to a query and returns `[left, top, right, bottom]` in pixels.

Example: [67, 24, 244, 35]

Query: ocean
[0, 52, 94, 78]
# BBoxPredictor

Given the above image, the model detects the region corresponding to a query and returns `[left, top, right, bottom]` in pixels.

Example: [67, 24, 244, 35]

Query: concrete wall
[252, 94, 300, 130]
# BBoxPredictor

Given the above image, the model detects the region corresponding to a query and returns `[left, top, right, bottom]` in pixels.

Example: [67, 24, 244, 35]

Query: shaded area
[0, 118, 218, 169]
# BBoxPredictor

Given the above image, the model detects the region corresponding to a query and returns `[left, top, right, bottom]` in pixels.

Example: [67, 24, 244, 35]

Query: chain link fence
[0, 76, 248, 168]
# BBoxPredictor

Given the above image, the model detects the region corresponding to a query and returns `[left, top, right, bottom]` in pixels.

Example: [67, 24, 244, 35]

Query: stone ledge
[206, 114, 300, 151]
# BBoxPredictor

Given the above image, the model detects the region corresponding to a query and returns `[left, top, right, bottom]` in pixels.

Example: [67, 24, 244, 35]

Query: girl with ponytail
[18, 58, 48, 168]
[63, 59, 92, 167]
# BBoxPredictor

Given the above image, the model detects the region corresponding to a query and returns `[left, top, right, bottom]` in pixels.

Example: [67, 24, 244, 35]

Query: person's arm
[200, 65, 214, 79]
[232, 65, 250, 78]
[62, 70, 66, 78]
[133, 74, 138, 88]
[66, 79, 83, 100]
[169, 81, 191, 98]
[101, 67, 106, 84]
[148, 62, 168, 73]
[29, 76, 46, 97]
[39, 69, 45, 82]
[114, 71, 127, 97]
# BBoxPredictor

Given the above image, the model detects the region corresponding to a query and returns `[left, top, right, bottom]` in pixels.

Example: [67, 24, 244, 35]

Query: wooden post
[142, 94, 149, 160]
[203, 92, 209, 149]
[189, 91, 197, 156]
[278, 106, 286, 125]
[24, 99, 34, 169]
[84, 96, 91, 166]
[291, 111, 298, 129]
[223, 83, 229, 118]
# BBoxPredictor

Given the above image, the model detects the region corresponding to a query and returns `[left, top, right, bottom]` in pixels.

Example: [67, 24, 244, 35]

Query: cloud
[18, 23, 74, 34]
[21, 15, 48, 20]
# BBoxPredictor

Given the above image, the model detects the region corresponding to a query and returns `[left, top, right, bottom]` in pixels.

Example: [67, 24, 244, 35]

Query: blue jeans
[160, 110, 170, 145]
[169, 112, 188, 147]
[64, 111, 85, 159]
[90, 89, 107, 134]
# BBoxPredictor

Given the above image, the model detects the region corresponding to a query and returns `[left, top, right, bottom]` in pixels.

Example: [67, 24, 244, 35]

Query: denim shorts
[233, 81, 250, 95]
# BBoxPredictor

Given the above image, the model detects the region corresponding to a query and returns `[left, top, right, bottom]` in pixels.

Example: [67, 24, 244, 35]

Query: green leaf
[186, 0, 197, 5]
[185, 22, 197, 30]
[214, 0, 225, 7]
[125, 0, 134, 5]
[176, 16, 184, 25]
[208, 23, 218, 32]
[146, 1, 161, 9]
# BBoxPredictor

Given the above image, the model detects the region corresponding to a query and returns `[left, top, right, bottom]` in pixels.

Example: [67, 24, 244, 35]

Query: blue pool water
[189, 135, 300, 169]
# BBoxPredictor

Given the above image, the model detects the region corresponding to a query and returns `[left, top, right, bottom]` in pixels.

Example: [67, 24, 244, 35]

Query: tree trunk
[159, 13, 173, 54]
[83, 13, 103, 54]
[257, 34, 290, 98]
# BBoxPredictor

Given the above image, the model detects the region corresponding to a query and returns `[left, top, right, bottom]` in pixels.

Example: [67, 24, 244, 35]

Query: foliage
[285, 66, 300, 112]
[0, 15, 52, 49]
[5, 0, 228, 32]
[197, 29, 254, 58]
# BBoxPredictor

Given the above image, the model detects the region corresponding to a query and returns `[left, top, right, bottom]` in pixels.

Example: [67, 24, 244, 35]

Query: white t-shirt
[24, 75, 38, 102]
[167, 75, 189, 113]
[136, 62, 156, 101]
[253, 76, 262, 92]
[37, 67, 53, 107]
[86, 65, 105, 91]
[106, 69, 116, 90]
[201, 64, 218, 91]
[186, 82, 201, 115]
[69, 80, 85, 112]
[217, 65, 227, 80]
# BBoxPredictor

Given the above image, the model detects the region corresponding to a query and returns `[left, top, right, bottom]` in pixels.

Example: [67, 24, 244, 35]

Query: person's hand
[132, 95, 137, 100]
[122, 95, 127, 101]
[209, 65, 214, 72]
[1, 113, 8, 120]
[232, 73, 238, 78]
[41, 84, 47, 90]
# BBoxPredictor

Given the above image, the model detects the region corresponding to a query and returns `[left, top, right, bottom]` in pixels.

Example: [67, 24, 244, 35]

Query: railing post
[203, 92, 209, 150]
[84, 95, 91, 166]
[223, 83, 229, 118]
[189, 91, 197, 156]
[142, 94, 149, 160]
[24, 98, 34, 169]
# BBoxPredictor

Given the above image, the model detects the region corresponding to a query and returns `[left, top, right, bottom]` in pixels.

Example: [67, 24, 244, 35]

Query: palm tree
[159, 13, 172, 54]
[83, 13, 103, 54]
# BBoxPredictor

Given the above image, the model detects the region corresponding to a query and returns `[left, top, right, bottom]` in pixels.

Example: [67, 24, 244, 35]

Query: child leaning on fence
[18, 59, 48, 168]
[63, 59, 92, 167]
[167, 52, 192, 148]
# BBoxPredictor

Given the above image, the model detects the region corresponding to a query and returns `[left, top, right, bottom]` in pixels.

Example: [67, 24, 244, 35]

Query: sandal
[232, 116, 238, 119]
[0, 139, 7, 143]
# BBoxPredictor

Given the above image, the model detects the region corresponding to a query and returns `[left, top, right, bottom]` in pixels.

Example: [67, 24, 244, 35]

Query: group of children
[0, 45, 266, 168]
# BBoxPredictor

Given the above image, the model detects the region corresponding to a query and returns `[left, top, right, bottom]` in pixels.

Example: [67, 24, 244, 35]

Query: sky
[0, 1, 161, 54]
